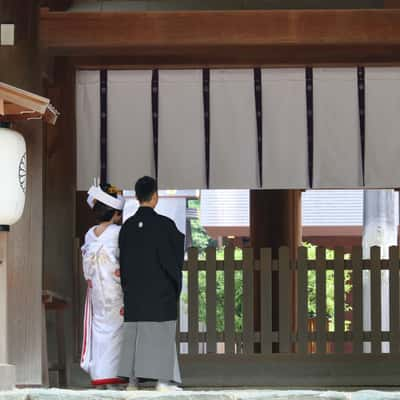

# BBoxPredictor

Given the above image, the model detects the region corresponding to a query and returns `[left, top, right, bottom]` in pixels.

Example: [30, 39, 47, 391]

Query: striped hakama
[118, 321, 181, 384]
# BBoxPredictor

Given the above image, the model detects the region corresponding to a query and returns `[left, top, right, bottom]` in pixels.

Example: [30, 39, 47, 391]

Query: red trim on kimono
[81, 289, 90, 362]
[91, 377, 128, 386]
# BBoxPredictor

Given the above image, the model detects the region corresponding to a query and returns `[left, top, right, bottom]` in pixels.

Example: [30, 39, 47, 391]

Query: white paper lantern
[0, 127, 26, 229]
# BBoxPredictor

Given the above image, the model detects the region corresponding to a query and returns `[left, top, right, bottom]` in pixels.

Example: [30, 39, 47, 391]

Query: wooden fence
[176, 246, 400, 386]
[179, 246, 400, 355]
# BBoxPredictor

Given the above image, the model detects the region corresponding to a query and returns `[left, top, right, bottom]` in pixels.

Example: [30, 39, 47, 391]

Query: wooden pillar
[0, 232, 8, 364]
[0, 231, 16, 389]
[250, 190, 302, 352]
[250, 190, 301, 259]
[41, 57, 77, 383]
[0, 0, 43, 386]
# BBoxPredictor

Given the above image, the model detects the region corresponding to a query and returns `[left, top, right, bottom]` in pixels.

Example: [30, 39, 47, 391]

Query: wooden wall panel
[0, 0, 43, 385]
[43, 66, 75, 298]
[7, 120, 43, 385]
[43, 57, 77, 375]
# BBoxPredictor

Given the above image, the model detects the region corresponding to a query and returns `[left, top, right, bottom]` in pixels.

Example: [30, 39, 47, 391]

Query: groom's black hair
[135, 176, 158, 203]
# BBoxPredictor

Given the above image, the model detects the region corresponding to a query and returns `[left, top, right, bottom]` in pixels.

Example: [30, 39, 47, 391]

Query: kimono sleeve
[81, 247, 91, 281]
[158, 219, 185, 296]
[118, 224, 128, 292]
[81, 231, 93, 281]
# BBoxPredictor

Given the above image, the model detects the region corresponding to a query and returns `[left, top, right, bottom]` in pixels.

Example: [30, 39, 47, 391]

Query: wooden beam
[384, 0, 400, 7]
[2, 103, 31, 115]
[45, 0, 72, 12]
[40, 9, 400, 53]
[179, 354, 400, 387]
[0, 82, 59, 124]
[62, 44, 400, 68]
[41, 9, 400, 66]
[0, 101, 59, 124]
[0, 112, 42, 123]
[0, 102, 47, 123]
[0, 82, 49, 114]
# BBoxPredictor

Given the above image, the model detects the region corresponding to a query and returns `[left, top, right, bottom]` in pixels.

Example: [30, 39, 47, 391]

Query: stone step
[0, 389, 392, 400]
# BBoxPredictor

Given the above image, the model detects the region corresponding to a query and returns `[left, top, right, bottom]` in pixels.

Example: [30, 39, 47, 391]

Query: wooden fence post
[224, 246, 235, 355]
[279, 246, 291, 353]
[297, 246, 308, 354]
[188, 247, 199, 355]
[371, 246, 382, 354]
[334, 247, 345, 353]
[352, 246, 363, 354]
[316, 247, 327, 354]
[243, 247, 254, 354]
[260, 248, 272, 354]
[206, 247, 217, 353]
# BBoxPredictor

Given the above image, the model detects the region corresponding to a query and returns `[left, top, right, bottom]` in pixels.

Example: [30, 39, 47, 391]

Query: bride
[80, 182, 127, 389]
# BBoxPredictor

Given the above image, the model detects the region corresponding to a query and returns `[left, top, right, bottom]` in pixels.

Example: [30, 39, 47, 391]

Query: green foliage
[197, 255, 244, 332]
[188, 199, 216, 255]
[303, 243, 352, 324]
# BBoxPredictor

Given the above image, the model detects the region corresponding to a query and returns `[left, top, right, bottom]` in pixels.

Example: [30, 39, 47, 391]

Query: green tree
[188, 199, 215, 258]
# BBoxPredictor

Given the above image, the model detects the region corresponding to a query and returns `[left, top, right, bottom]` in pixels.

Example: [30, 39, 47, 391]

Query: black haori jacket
[119, 206, 185, 322]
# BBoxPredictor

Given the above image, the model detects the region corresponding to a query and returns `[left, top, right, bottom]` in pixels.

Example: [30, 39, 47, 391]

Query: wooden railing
[178, 246, 400, 356]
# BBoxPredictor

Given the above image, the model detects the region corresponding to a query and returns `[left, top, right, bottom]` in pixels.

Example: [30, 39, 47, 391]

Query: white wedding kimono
[80, 224, 125, 385]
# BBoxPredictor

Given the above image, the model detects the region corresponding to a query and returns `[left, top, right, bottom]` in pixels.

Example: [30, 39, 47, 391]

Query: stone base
[0, 364, 16, 390]
[0, 388, 351, 400]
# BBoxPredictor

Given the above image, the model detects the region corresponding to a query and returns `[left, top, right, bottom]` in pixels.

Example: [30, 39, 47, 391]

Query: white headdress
[87, 178, 125, 210]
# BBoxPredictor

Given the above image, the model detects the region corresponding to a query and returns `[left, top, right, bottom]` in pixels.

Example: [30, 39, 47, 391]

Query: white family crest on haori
[80, 224, 125, 385]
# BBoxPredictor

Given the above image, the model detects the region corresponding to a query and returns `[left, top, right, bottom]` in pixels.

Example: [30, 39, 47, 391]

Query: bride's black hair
[92, 183, 122, 223]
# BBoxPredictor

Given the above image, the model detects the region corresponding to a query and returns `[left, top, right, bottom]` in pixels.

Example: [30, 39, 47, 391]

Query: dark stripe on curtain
[100, 69, 108, 184]
[254, 68, 263, 188]
[358, 66, 366, 186]
[152, 69, 159, 180]
[203, 69, 211, 189]
[306, 67, 314, 189]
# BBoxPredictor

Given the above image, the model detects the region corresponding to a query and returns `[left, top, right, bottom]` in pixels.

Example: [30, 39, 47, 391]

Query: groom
[118, 176, 185, 391]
